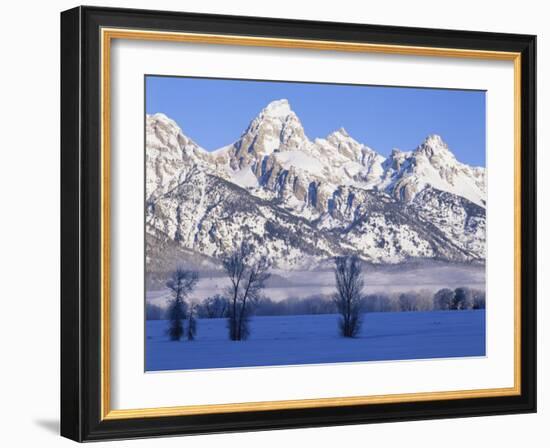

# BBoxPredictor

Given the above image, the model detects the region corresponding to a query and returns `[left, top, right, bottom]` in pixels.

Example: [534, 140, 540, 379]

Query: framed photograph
[60, 6, 536, 441]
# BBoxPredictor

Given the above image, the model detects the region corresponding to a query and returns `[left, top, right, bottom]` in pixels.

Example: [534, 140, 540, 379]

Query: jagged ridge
[145, 99, 486, 270]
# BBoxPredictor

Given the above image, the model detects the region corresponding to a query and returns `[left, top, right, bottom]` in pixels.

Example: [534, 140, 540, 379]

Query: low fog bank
[147, 262, 485, 303]
[146, 261, 485, 316]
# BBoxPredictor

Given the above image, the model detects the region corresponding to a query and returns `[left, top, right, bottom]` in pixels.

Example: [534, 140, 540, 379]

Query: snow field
[146, 310, 485, 371]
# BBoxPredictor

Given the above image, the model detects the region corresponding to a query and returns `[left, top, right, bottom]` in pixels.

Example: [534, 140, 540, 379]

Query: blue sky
[146, 76, 486, 167]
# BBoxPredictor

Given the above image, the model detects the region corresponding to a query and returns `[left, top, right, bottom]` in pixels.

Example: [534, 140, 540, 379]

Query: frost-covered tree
[252, 295, 337, 316]
[433, 288, 455, 310]
[364, 293, 393, 313]
[472, 289, 486, 309]
[199, 294, 229, 318]
[165, 267, 198, 341]
[398, 292, 420, 312]
[453, 287, 473, 310]
[333, 255, 364, 337]
[222, 243, 270, 341]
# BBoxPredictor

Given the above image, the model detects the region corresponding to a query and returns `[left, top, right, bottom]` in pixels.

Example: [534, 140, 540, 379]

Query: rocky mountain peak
[324, 127, 372, 162]
[386, 148, 409, 169]
[325, 127, 357, 146]
[230, 99, 308, 172]
[330, 127, 350, 138]
[425, 133, 445, 146]
[379, 134, 486, 207]
[145, 108, 487, 269]
[389, 148, 406, 158]
[261, 98, 294, 119]
[415, 134, 455, 160]
[145, 113, 209, 200]
[147, 113, 182, 144]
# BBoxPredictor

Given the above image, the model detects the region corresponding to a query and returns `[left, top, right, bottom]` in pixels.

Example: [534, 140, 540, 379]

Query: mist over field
[146, 261, 485, 307]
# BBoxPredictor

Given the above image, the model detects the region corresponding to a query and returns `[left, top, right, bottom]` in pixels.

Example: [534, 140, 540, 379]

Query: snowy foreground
[146, 310, 485, 371]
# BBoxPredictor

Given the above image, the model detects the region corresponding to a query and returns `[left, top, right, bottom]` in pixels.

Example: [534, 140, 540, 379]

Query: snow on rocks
[145, 101, 486, 269]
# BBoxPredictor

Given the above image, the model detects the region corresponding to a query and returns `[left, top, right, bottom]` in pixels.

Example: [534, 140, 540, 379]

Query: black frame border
[61, 6, 536, 442]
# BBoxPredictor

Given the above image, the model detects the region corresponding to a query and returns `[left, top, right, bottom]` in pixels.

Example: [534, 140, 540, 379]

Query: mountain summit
[262, 98, 294, 118]
[145, 102, 486, 270]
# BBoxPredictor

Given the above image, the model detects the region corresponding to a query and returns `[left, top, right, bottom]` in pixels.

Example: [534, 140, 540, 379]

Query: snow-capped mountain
[378, 135, 486, 207]
[145, 99, 486, 271]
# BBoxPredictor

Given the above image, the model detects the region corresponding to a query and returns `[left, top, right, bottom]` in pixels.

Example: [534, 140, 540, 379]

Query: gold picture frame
[61, 6, 536, 441]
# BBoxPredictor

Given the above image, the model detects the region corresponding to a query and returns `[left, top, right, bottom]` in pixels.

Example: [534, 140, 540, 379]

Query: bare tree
[199, 294, 229, 318]
[398, 292, 419, 311]
[363, 293, 392, 313]
[433, 288, 454, 310]
[472, 289, 486, 309]
[453, 287, 473, 310]
[165, 267, 198, 341]
[333, 255, 364, 338]
[222, 243, 270, 341]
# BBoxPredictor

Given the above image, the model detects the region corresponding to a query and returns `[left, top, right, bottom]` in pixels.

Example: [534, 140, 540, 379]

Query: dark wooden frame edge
[60, 5, 537, 442]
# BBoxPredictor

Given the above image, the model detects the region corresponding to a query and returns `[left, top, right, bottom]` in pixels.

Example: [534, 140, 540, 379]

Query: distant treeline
[364, 287, 485, 312]
[146, 286, 485, 320]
